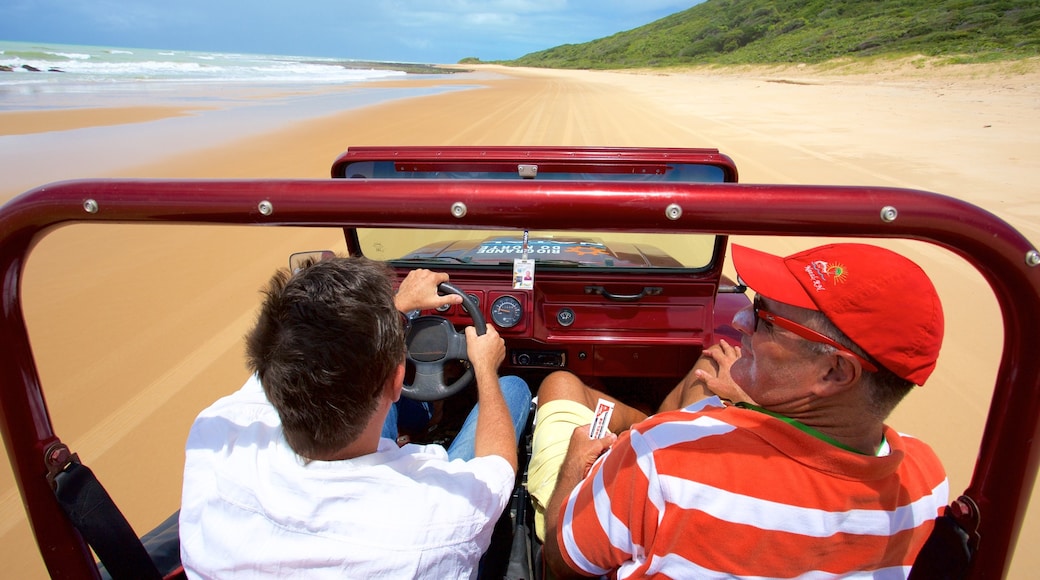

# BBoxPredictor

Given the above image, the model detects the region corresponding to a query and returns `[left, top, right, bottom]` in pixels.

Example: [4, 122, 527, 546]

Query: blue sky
[1, 1, 704, 63]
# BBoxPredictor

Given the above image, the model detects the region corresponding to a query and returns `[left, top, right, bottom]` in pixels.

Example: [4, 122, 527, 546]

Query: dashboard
[395, 269, 745, 385]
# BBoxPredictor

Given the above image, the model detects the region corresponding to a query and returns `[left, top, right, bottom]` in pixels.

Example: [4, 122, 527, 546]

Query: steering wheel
[401, 282, 486, 401]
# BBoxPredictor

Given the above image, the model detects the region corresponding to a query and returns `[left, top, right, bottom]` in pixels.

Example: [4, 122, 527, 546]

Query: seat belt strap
[46, 442, 162, 580]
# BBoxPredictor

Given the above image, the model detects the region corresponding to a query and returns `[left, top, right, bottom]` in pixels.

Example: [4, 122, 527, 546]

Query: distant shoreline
[302, 59, 469, 75]
[0, 60, 470, 75]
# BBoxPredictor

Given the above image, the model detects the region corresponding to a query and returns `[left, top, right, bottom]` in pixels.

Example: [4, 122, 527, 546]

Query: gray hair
[798, 310, 913, 420]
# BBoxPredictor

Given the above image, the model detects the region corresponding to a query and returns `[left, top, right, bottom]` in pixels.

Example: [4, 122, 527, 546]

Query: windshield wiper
[522, 259, 585, 267]
[391, 257, 473, 264]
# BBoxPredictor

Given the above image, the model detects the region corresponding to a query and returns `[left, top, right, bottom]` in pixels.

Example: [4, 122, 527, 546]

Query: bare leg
[657, 355, 719, 413]
[537, 371, 649, 432]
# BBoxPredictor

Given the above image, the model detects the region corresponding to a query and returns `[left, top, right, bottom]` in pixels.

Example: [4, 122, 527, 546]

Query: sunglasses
[399, 310, 414, 335]
[753, 296, 879, 373]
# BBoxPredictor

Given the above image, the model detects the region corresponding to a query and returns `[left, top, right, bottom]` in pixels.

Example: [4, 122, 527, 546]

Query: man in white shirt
[180, 257, 530, 578]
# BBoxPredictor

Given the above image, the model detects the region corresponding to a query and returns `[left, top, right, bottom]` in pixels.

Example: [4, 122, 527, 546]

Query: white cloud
[464, 12, 521, 27]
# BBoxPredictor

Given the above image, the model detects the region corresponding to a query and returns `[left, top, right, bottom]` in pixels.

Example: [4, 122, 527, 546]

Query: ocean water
[0, 40, 408, 89]
[0, 41, 485, 196]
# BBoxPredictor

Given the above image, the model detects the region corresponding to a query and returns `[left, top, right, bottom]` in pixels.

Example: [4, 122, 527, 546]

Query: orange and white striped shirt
[558, 398, 948, 579]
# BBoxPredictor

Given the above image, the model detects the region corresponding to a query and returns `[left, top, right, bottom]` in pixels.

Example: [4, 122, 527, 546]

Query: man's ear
[387, 364, 405, 402]
[814, 351, 862, 398]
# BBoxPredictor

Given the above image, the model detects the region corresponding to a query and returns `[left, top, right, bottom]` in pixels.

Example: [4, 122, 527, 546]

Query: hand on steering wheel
[401, 282, 486, 401]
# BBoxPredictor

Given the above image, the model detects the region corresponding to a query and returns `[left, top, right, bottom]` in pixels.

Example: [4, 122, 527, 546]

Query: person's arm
[543, 426, 616, 578]
[465, 324, 517, 472]
[393, 269, 462, 312]
[658, 354, 719, 412]
[658, 339, 751, 412]
[695, 339, 755, 405]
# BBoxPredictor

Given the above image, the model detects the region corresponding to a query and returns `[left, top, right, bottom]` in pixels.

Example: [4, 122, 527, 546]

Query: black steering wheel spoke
[444, 332, 469, 361]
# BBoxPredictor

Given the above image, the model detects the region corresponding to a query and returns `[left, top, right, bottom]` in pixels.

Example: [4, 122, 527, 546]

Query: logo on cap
[804, 260, 848, 292]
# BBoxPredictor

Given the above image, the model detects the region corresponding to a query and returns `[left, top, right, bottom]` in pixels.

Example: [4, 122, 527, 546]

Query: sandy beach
[2, 59, 1039, 577]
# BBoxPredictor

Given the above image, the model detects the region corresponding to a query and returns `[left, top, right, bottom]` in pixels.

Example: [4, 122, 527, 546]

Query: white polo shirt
[180, 375, 514, 578]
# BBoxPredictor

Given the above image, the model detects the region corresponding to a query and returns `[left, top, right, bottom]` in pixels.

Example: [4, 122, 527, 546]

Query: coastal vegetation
[493, 0, 1040, 69]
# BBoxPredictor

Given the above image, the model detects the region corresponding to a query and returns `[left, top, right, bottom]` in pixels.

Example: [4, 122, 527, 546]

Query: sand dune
[1, 61, 1038, 577]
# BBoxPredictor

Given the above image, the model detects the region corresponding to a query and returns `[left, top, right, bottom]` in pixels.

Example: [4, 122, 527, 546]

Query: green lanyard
[735, 402, 873, 456]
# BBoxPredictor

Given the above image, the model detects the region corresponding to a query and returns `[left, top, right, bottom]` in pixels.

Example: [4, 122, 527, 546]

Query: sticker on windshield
[477, 240, 563, 256]
[476, 239, 610, 259]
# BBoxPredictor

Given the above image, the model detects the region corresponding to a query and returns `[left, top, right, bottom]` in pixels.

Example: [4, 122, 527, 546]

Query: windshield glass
[348, 159, 726, 271]
[342, 160, 726, 183]
[360, 229, 717, 270]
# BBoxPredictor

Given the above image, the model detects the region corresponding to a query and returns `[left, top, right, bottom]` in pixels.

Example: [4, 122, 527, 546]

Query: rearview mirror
[289, 250, 336, 273]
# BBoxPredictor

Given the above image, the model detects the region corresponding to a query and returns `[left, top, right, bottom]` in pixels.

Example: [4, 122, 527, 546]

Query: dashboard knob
[557, 308, 575, 327]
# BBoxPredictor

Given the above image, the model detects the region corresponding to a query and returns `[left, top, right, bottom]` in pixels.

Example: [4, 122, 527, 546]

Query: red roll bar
[1, 178, 1037, 577]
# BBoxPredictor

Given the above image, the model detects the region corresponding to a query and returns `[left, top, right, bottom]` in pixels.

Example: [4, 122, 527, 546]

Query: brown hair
[245, 257, 405, 458]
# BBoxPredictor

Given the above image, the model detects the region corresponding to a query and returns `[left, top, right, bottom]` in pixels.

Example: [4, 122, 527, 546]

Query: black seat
[908, 507, 977, 580]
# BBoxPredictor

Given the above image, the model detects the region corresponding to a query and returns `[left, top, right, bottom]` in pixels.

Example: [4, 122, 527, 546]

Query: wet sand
[1, 60, 1039, 577]
[0, 106, 204, 135]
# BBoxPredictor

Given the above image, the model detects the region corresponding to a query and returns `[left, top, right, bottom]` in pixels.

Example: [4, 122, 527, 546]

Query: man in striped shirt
[530, 243, 948, 579]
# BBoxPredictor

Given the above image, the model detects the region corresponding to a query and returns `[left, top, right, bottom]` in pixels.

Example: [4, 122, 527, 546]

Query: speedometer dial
[491, 295, 523, 329]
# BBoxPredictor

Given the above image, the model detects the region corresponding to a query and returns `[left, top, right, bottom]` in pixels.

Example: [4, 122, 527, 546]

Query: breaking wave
[0, 41, 409, 86]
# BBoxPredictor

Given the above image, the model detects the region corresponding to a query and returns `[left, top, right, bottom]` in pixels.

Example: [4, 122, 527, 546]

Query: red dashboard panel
[397, 271, 718, 378]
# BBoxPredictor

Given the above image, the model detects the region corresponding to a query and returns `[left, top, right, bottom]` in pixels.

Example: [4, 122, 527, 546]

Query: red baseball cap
[731, 243, 944, 385]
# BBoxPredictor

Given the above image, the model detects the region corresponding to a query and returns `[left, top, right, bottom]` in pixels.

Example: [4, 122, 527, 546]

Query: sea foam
[0, 40, 407, 87]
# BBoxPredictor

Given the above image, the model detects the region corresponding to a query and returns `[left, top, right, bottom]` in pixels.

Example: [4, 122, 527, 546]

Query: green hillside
[504, 0, 1040, 69]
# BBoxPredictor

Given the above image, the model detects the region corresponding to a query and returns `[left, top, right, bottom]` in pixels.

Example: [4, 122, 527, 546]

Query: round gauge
[466, 293, 480, 308]
[557, 307, 575, 327]
[491, 295, 523, 329]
